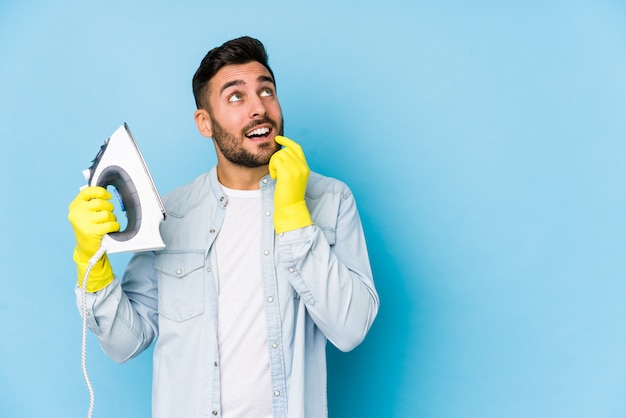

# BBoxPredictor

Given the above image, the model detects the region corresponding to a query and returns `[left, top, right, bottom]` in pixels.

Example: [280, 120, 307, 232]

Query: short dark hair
[192, 36, 275, 110]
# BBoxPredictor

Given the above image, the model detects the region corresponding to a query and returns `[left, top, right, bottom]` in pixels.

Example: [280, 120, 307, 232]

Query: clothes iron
[84, 123, 167, 254]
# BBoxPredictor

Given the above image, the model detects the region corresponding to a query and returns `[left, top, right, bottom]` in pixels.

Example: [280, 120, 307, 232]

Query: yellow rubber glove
[269, 135, 313, 233]
[68, 186, 120, 292]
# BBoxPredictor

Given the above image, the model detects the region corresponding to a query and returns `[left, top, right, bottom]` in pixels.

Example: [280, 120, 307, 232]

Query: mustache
[241, 116, 279, 134]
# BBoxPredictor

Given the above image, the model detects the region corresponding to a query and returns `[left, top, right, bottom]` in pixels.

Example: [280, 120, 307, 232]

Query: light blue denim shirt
[76, 167, 379, 418]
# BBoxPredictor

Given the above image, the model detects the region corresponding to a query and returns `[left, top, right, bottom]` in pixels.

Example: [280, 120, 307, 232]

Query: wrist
[73, 248, 114, 292]
[273, 201, 313, 233]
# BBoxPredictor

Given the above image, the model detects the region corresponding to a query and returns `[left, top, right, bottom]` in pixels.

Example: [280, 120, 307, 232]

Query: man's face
[203, 61, 283, 167]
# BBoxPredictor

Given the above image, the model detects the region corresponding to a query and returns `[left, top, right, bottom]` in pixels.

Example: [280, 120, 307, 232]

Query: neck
[215, 160, 268, 190]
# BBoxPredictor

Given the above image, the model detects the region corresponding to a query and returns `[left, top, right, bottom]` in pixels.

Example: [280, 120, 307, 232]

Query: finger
[274, 135, 302, 155]
[86, 198, 116, 214]
[270, 147, 308, 181]
[277, 137, 308, 165]
[269, 162, 278, 179]
[277, 147, 309, 177]
[78, 186, 113, 201]
[91, 220, 121, 236]
[91, 208, 118, 224]
[274, 135, 303, 155]
[70, 188, 113, 213]
[269, 153, 277, 179]
[269, 148, 288, 179]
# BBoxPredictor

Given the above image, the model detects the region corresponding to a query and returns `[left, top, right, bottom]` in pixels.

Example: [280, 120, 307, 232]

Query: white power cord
[80, 246, 106, 418]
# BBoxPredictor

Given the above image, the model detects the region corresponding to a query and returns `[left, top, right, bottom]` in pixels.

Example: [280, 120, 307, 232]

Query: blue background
[1, 0, 626, 417]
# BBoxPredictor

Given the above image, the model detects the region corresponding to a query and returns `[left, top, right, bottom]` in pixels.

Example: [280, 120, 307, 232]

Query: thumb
[269, 148, 283, 179]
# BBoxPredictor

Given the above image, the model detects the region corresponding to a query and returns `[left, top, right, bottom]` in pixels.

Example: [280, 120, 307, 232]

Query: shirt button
[214, 362, 218, 367]
[175, 268, 182, 275]
[267, 296, 274, 303]
[288, 267, 295, 273]
[272, 343, 278, 349]
[263, 249, 270, 256]
[262, 178, 268, 184]
[212, 411, 218, 416]
[274, 390, 280, 397]
[265, 210, 271, 217]
[210, 229, 215, 234]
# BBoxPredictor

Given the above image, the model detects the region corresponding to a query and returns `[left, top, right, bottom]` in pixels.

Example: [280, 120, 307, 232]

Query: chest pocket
[155, 252, 205, 322]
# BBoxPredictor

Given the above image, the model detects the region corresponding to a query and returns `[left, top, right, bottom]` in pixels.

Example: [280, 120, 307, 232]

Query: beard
[211, 115, 284, 168]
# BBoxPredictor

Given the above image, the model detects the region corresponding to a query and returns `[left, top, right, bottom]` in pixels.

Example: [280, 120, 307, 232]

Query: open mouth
[245, 125, 272, 140]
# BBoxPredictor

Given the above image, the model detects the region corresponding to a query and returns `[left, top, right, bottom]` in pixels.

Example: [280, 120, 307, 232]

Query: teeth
[247, 127, 270, 137]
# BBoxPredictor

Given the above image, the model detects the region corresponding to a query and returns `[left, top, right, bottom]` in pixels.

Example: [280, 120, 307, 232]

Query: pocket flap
[154, 252, 205, 279]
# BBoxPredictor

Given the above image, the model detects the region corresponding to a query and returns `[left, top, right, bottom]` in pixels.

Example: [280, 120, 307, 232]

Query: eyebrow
[219, 75, 276, 95]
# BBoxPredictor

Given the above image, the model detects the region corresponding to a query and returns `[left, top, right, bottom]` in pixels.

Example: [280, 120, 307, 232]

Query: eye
[259, 88, 274, 97]
[228, 92, 243, 103]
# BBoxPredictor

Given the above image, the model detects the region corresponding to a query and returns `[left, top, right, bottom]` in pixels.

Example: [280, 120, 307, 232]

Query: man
[68, 36, 379, 418]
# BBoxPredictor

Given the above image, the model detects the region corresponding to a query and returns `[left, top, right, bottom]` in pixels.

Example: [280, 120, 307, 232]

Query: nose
[249, 94, 267, 119]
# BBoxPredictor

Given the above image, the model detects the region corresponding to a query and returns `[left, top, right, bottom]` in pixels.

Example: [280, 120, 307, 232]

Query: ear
[194, 109, 213, 138]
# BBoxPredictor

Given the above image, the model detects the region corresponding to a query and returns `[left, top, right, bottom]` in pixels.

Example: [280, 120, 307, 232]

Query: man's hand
[269, 136, 313, 233]
[68, 186, 120, 292]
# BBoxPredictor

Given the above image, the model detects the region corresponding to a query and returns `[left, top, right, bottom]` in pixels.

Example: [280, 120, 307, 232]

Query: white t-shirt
[214, 186, 273, 418]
